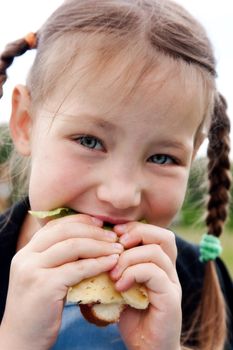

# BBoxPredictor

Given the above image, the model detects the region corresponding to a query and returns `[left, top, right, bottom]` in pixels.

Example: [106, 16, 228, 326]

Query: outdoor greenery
[173, 158, 233, 277]
[0, 123, 233, 275]
[0, 124, 12, 165]
[171, 224, 233, 277]
[180, 157, 233, 230]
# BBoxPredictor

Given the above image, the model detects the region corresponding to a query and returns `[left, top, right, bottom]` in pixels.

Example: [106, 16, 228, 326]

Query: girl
[0, 0, 232, 349]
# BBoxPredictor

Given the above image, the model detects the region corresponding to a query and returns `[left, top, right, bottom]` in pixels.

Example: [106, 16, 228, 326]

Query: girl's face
[13, 55, 206, 228]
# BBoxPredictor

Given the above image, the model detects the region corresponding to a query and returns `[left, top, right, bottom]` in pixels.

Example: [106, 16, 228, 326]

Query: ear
[10, 85, 32, 156]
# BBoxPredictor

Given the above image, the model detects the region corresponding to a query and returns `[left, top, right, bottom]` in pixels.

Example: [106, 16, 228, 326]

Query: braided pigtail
[198, 93, 231, 350]
[206, 93, 231, 234]
[0, 32, 37, 99]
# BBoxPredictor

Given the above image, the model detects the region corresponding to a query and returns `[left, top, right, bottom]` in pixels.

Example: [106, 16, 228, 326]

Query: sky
[0, 0, 232, 158]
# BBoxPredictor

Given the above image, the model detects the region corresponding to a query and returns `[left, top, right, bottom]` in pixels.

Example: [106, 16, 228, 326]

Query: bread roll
[29, 209, 149, 326]
[67, 272, 149, 326]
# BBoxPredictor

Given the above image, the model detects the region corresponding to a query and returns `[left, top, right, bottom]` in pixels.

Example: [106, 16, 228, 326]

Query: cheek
[28, 151, 92, 210]
[148, 176, 188, 226]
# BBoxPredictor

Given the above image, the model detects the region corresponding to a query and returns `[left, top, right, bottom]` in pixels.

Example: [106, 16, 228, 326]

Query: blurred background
[0, 1, 232, 275]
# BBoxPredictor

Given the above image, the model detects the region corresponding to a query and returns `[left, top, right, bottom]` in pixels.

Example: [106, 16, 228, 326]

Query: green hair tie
[199, 233, 223, 263]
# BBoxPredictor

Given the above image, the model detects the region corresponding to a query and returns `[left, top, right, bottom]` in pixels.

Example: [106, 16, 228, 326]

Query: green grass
[171, 224, 233, 278]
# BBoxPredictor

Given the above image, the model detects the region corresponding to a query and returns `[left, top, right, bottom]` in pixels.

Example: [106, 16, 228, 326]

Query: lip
[93, 215, 133, 225]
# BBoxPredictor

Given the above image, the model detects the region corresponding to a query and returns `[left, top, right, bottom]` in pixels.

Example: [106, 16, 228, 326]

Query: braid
[206, 93, 232, 237]
[192, 93, 232, 350]
[0, 33, 37, 99]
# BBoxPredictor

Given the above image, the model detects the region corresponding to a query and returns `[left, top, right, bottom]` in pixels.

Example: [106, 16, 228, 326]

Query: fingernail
[115, 224, 127, 233]
[108, 254, 119, 261]
[119, 234, 129, 244]
[91, 217, 103, 225]
[113, 243, 123, 252]
[115, 279, 125, 290]
[111, 266, 120, 278]
[105, 231, 117, 241]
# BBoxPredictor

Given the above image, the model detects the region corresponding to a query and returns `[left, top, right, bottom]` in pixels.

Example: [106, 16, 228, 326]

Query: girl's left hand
[109, 222, 182, 350]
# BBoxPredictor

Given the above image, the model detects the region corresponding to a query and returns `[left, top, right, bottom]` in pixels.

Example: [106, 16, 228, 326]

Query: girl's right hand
[0, 214, 123, 350]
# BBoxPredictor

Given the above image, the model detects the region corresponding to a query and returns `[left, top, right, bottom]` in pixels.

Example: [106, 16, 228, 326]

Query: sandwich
[29, 208, 149, 326]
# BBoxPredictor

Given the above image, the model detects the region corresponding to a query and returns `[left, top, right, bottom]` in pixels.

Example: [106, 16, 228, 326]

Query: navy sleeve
[175, 234, 233, 349]
[215, 258, 233, 349]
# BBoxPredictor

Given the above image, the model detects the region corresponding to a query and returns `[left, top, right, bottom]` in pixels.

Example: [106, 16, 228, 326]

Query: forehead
[42, 48, 209, 134]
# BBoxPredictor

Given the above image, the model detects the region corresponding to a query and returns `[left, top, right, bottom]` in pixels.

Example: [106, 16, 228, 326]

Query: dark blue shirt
[51, 303, 126, 349]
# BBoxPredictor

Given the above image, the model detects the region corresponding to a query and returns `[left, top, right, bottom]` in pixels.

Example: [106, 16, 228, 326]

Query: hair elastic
[24, 32, 37, 49]
[199, 233, 223, 263]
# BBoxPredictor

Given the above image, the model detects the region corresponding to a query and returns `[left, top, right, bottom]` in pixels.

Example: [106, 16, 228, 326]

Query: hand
[0, 214, 123, 350]
[110, 222, 182, 350]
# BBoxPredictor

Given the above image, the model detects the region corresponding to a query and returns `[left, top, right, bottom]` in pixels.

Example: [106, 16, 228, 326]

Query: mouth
[102, 222, 115, 229]
[92, 215, 132, 227]
[29, 208, 138, 227]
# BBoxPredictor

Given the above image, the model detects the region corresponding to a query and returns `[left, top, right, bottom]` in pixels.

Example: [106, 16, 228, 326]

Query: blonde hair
[0, 1, 231, 348]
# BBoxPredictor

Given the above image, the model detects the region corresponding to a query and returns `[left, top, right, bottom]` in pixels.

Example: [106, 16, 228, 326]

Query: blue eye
[76, 135, 104, 150]
[148, 154, 176, 165]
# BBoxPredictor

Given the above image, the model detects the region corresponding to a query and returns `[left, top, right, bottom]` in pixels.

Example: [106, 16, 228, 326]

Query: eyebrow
[86, 117, 190, 153]
[156, 140, 187, 149]
[64, 113, 118, 132]
[60, 112, 190, 152]
[153, 140, 192, 152]
[88, 115, 117, 131]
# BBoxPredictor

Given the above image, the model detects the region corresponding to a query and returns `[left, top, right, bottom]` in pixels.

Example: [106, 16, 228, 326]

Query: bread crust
[67, 273, 149, 326]
[79, 304, 113, 327]
[79, 303, 126, 326]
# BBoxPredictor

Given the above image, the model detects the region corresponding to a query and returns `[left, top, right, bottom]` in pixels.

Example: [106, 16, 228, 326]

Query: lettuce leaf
[29, 208, 76, 219]
[29, 209, 147, 226]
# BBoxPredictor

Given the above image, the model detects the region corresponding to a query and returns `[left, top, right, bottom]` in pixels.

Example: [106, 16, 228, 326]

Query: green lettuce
[29, 209, 147, 227]
[29, 208, 76, 220]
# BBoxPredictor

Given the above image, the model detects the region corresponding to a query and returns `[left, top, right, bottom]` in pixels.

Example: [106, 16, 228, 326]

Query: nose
[96, 166, 142, 210]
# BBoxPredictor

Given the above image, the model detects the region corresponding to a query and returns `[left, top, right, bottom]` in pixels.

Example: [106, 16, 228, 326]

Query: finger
[28, 217, 117, 252]
[114, 263, 181, 302]
[54, 254, 120, 288]
[115, 264, 182, 319]
[39, 239, 123, 267]
[110, 244, 178, 283]
[114, 222, 177, 265]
